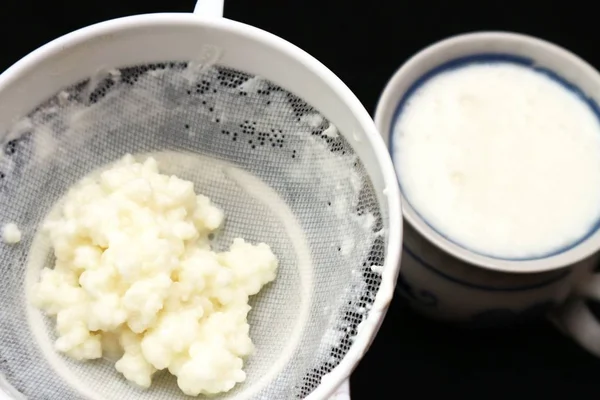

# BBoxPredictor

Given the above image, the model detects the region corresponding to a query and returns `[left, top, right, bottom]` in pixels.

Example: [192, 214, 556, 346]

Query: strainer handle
[193, 0, 224, 17]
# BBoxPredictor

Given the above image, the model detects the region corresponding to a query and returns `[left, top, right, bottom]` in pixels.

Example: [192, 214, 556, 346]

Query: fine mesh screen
[0, 62, 386, 399]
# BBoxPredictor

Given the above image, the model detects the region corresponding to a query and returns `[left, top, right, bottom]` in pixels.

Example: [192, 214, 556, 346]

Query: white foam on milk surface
[394, 62, 600, 259]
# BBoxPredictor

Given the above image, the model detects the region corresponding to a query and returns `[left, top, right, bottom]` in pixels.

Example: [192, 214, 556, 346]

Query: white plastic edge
[0, 376, 22, 400]
[0, 13, 401, 400]
[193, 0, 224, 17]
[329, 379, 351, 400]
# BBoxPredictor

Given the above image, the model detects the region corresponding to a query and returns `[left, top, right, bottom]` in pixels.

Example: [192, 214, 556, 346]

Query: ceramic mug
[374, 31, 600, 352]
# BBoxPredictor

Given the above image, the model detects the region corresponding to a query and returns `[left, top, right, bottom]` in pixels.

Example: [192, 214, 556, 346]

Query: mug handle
[550, 274, 600, 355]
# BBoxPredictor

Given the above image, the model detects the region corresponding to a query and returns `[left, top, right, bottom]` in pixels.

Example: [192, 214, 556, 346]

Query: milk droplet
[370, 265, 384, 275]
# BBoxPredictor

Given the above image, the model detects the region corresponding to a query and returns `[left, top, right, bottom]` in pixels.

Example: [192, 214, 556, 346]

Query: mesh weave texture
[0, 62, 386, 399]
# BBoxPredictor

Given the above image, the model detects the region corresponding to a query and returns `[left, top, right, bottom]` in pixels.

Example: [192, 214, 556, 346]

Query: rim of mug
[374, 31, 600, 274]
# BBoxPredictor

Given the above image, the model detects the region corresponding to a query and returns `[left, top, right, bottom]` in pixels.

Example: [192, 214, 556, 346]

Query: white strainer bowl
[0, 1, 402, 399]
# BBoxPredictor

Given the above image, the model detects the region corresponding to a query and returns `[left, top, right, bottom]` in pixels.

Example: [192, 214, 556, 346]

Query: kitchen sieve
[0, 1, 402, 399]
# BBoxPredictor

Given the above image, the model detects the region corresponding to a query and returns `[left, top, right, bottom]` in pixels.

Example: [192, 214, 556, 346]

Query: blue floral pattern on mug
[468, 301, 555, 328]
[396, 274, 438, 307]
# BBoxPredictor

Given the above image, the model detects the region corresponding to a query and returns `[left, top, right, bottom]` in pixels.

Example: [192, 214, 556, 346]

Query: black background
[2, 0, 600, 398]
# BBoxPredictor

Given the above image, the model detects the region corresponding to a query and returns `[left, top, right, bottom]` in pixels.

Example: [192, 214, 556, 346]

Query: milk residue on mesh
[0, 61, 384, 399]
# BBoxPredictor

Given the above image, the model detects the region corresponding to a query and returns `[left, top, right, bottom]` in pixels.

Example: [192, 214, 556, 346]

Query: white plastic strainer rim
[0, 12, 402, 400]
